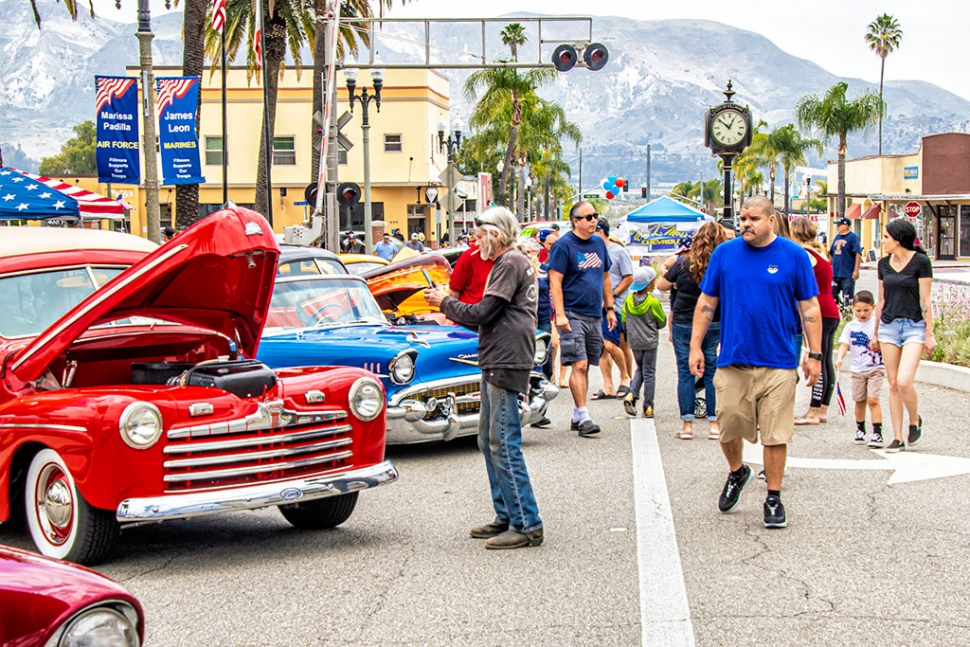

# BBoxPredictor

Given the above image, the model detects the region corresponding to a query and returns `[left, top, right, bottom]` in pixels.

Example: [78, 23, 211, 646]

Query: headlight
[46, 604, 140, 647]
[388, 350, 417, 384]
[349, 377, 384, 421]
[119, 402, 162, 449]
[533, 336, 549, 365]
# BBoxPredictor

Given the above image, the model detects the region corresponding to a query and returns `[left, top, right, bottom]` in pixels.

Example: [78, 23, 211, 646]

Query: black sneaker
[577, 420, 601, 437]
[570, 420, 580, 431]
[718, 464, 752, 513]
[885, 439, 905, 453]
[908, 416, 923, 447]
[530, 416, 552, 429]
[764, 496, 787, 528]
[867, 431, 884, 448]
[854, 429, 866, 445]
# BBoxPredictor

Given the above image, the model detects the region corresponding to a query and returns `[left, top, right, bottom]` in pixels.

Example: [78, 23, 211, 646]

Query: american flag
[577, 251, 604, 270]
[211, 0, 226, 33]
[836, 379, 847, 416]
[95, 77, 136, 114]
[156, 77, 197, 115]
[0, 167, 126, 219]
[253, 0, 263, 69]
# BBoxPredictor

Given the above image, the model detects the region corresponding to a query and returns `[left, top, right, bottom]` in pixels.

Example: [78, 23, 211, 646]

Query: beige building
[114, 64, 460, 242]
[825, 132, 970, 262]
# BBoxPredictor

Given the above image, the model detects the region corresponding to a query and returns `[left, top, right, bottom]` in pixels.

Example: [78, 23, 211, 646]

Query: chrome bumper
[116, 460, 398, 523]
[385, 379, 559, 445]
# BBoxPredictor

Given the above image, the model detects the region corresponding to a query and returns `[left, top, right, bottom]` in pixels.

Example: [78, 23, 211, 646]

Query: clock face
[711, 110, 747, 147]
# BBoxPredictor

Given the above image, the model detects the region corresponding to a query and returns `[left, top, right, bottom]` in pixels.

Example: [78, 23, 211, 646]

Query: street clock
[704, 80, 753, 229]
[704, 81, 752, 154]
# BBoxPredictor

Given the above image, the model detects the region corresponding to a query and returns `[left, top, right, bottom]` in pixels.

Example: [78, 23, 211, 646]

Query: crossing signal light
[304, 182, 319, 206]
[337, 182, 361, 206]
[641, 186, 647, 199]
[552, 44, 578, 72]
[583, 43, 609, 71]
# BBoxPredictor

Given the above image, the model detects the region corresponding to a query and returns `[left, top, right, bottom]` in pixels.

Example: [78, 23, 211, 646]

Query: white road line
[631, 418, 696, 647]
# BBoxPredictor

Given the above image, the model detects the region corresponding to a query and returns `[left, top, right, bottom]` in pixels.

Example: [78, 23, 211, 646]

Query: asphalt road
[3, 325, 969, 646]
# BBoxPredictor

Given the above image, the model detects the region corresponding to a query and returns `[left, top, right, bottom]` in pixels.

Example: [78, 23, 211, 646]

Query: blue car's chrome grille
[163, 400, 354, 492]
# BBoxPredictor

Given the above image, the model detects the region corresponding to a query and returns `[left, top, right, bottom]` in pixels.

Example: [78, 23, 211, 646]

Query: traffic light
[304, 182, 318, 206]
[641, 186, 647, 199]
[551, 44, 578, 72]
[337, 182, 361, 206]
[583, 43, 609, 71]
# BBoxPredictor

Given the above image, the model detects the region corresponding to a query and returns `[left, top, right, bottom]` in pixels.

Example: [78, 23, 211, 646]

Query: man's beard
[479, 235, 499, 260]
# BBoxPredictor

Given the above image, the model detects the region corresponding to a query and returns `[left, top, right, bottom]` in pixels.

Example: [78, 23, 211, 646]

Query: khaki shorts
[851, 368, 885, 402]
[714, 365, 797, 446]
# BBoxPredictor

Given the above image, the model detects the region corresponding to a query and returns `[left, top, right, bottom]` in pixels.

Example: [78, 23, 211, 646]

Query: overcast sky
[92, 0, 969, 101]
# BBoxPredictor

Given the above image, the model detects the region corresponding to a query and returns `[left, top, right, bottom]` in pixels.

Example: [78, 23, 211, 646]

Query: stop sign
[904, 201, 922, 221]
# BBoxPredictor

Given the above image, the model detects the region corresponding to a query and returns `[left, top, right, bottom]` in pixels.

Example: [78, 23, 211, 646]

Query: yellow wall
[119, 65, 456, 238]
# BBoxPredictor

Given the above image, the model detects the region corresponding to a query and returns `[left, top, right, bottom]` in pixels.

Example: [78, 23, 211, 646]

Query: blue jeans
[672, 322, 719, 421]
[479, 380, 542, 533]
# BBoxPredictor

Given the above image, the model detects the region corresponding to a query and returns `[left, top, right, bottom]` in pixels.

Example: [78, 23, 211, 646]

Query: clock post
[704, 80, 752, 232]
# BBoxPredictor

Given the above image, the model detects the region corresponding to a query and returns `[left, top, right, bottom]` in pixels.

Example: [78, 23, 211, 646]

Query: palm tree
[865, 14, 903, 156]
[175, 0, 208, 228]
[464, 67, 557, 207]
[744, 129, 779, 204]
[773, 124, 823, 218]
[796, 82, 883, 218]
[501, 23, 527, 61]
[26, 0, 94, 27]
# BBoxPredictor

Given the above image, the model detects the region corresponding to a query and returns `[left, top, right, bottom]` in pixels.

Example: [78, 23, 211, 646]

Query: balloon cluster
[601, 175, 626, 200]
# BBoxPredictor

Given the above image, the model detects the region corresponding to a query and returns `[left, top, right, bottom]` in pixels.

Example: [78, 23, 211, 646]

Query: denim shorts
[879, 318, 926, 347]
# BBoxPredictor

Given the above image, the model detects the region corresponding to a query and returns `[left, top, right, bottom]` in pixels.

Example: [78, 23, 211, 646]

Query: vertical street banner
[95, 76, 140, 184]
[156, 76, 205, 186]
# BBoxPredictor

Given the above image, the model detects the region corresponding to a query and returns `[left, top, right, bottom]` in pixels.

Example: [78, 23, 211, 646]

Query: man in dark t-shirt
[830, 217, 862, 306]
[548, 201, 615, 436]
[424, 207, 543, 551]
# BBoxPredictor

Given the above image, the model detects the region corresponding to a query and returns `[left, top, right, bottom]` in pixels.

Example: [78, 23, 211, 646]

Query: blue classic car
[257, 273, 558, 444]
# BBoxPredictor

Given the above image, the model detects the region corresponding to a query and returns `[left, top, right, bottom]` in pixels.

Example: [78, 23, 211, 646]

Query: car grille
[417, 381, 480, 418]
[163, 400, 354, 492]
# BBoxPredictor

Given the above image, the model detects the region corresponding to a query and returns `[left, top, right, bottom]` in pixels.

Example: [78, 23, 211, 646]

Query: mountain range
[3, 0, 970, 187]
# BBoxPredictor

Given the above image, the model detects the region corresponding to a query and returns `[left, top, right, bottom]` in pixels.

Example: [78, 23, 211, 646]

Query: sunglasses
[474, 216, 497, 227]
[573, 213, 598, 222]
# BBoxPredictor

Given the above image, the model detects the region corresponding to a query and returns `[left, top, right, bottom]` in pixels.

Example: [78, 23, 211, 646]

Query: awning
[845, 204, 862, 219]
[861, 204, 881, 220]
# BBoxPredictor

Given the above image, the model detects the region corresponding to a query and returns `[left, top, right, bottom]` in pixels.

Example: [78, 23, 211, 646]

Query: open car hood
[9, 206, 280, 384]
[362, 253, 452, 312]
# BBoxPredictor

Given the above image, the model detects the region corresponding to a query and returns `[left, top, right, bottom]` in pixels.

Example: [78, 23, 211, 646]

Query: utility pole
[136, 0, 160, 244]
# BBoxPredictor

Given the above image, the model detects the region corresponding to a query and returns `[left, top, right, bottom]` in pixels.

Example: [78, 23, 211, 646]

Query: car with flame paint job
[0, 207, 396, 565]
[256, 272, 558, 445]
[0, 544, 145, 646]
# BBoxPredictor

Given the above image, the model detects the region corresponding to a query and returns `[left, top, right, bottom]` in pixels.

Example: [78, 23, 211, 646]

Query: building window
[961, 205, 970, 258]
[273, 136, 296, 165]
[384, 134, 402, 153]
[338, 143, 348, 165]
[205, 137, 224, 166]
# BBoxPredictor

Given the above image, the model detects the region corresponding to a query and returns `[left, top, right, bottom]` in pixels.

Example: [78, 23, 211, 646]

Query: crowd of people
[414, 199, 935, 548]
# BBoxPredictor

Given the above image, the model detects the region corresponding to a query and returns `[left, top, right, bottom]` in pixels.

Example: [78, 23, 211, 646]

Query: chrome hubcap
[37, 466, 73, 544]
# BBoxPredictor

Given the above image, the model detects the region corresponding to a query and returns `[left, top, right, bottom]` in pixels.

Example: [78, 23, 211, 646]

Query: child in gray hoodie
[621, 267, 667, 417]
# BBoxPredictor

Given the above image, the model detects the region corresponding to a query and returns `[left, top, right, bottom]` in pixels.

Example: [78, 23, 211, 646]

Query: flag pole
[221, 28, 228, 205]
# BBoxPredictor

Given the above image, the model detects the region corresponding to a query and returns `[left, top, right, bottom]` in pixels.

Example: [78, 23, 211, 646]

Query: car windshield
[345, 261, 385, 275]
[0, 266, 126, 338]
[265, 277, 387, 332]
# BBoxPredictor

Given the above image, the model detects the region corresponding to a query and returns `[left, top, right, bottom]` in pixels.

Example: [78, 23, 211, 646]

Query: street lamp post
[437, 116, 462, 246]
[344, 67, 384, 253]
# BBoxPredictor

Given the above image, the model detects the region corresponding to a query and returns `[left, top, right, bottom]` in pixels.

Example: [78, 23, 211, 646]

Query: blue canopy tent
[617, 196, 714, 258]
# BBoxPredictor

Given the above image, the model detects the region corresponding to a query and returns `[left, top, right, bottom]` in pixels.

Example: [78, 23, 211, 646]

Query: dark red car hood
[0, 545, 143, 646]
[9, 206, 280, 384]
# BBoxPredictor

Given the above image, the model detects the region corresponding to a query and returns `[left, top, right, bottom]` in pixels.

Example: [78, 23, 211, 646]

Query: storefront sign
[903, 166, 919, 180]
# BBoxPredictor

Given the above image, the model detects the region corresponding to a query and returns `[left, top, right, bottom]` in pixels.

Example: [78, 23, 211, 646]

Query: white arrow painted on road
[742, 444, 970, 485]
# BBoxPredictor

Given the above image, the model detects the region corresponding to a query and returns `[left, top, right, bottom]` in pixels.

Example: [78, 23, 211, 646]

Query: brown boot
[484, 528, 544, 550]
[469, 521, 509, 539]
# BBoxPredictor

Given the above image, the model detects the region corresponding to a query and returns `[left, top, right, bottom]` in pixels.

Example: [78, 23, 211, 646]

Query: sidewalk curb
[916, 360, 970, 393]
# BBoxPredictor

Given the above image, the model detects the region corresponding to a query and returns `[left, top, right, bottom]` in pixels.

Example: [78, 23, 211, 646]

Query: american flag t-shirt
[577, 251, 603, 270]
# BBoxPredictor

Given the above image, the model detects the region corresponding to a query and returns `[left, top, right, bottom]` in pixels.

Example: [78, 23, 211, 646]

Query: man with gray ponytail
[424, 207, 544, 550]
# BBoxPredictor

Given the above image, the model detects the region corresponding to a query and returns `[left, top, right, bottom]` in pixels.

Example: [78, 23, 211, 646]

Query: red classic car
[0, 544, 144, 646]
[0, 207, 397, 565]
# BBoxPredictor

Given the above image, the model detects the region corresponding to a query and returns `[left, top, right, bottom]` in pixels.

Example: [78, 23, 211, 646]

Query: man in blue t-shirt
[373, 233, 397, 262]
[829, 217, 862, 307]
[689, 196, 822, 530]
[548, 201, 615, 437]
